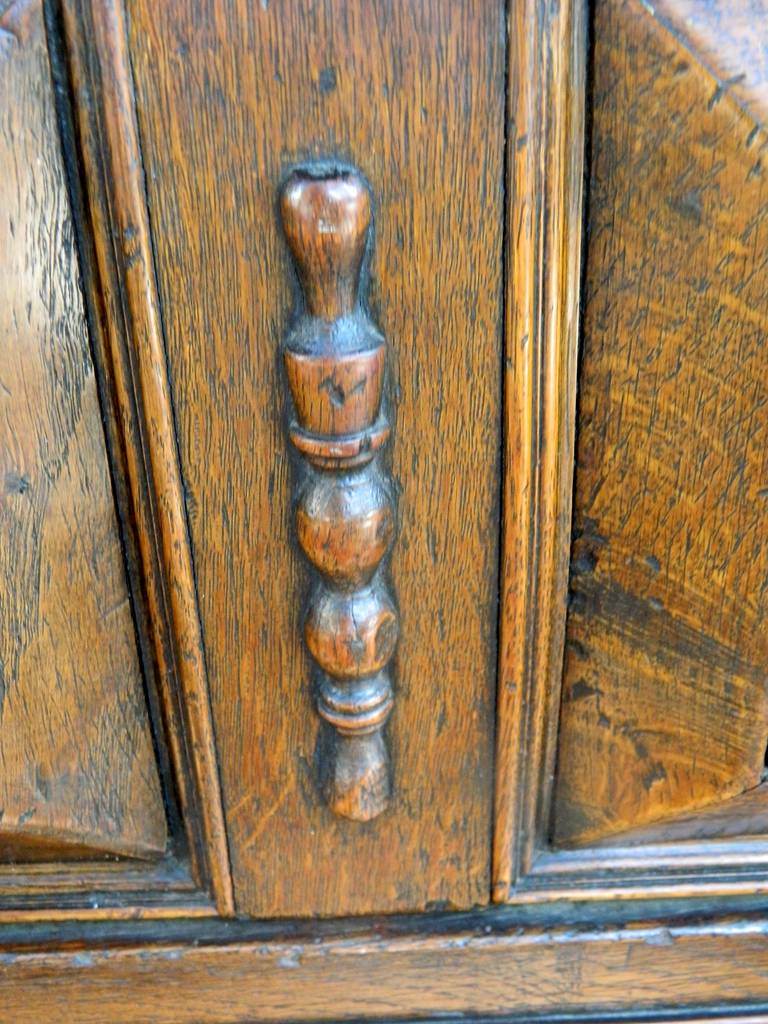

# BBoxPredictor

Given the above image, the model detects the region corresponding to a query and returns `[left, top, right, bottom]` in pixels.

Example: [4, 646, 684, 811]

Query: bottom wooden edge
[1, 914, 767, 1022]
[0, 903, 217, 924]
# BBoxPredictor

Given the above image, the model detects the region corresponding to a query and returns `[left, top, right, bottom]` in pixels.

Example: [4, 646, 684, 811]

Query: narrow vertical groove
[492, 0, 587, 900]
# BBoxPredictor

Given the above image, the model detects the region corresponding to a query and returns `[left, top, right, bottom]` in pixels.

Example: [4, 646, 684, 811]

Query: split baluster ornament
[279, 167, 398, 821]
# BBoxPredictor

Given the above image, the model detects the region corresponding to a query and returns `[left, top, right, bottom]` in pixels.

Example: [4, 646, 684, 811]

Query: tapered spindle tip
[280, 170, 371, 320]
[321, 731, 390, 821]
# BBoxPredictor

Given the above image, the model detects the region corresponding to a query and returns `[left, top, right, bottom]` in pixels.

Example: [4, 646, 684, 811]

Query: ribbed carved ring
[279, 166, 397, 821]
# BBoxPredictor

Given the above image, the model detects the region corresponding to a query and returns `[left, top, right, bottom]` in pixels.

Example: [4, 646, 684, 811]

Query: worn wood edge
[0, 860, 191, 886]
[0, 825, 163, 864]
[530, 837, 768, 877]
[518, 0, 768, 889]
[0, 857, 214, 921]
[507, 835, 768, 905]
[493, 0, 587, 900]
[510, 879, 768, 905]
[584, 785, 768, 849]
[642, 0, 768, 134]
[0, 904, 216, 924]
[2, 914, 768, 1021]
[54, 0, 233, 915]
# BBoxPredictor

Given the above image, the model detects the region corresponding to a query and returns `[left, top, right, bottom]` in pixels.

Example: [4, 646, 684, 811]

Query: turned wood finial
[279, 167, 397, 821]
[280, 171, 371, 321]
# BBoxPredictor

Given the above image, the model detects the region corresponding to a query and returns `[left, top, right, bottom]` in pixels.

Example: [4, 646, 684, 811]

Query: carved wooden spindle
[280, 168, 398, 821]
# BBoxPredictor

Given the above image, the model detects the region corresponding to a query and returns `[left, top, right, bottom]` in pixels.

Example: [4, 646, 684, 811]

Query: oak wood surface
[58, 0, 234, 912]
[553, 0, 768, 846]
[492, 0, 586, 899]
[127, 0, 505, 916]
[0, 0, 165, 861]
[589, 783, 768, 847]
[2, 912, 768, 1022]
[652, 0, 768, 130]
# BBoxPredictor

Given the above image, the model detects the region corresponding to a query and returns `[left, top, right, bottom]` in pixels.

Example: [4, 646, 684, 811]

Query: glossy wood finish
[128, 0, 505, 916]
[58, 0, 233, 911]
[492, 0, 586, 899]
[553, 0, 768, 847]
[0, 0, 165, 861]
[280, 169, 397, 821]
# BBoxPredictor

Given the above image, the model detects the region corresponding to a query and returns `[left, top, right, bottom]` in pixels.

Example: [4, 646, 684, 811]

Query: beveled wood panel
[0, 0, 165, 860]
[128, 0, 505, 914]
[553, 0, 768, 846]
[58, 0, 233, 911]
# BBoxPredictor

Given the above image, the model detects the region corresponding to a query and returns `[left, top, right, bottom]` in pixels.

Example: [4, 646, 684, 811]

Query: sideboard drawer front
[128, 0, 506, 917]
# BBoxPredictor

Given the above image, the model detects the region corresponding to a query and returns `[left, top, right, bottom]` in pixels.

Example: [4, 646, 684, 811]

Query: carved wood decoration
[129, 0, 502, 915]
[279, 168, 397, 821]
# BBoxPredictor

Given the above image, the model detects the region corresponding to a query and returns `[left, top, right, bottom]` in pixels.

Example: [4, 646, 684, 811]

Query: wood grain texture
[58, 0, 233, 911]
[651, 0, 768, 130]
[127, 0, 505, 915]
[590, 784, 768, 847]
[2, 914, 768, 1022]
[0, 0, 165, 861]
[0, 855, 211, 922]
[553, 0, 768, 846]
[492, 0, 586, 899]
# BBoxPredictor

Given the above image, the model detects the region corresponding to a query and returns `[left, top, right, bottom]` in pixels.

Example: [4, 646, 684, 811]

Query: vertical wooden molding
[58, 0, 234, 913]
[279, 168, 397, 821]
[492, 0, 587, 899]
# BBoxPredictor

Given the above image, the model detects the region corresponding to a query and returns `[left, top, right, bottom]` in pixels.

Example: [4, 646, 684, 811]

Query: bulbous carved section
[296, 468, 394, 586]
[305, 582, 398, 680]
[280, 166, 398, 821]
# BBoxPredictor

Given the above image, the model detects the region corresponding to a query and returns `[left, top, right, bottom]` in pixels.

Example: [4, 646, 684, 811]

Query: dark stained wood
[2, 913, 768, 1022]
[653, 0, 768, 130]
[553, 0, 768, 847]
[0, 0, 165, 860]
[128, 0, 505, 915]
[280, 168, 397, 821]
[58, 0, 234, 912]
[492, 0, 586, 900]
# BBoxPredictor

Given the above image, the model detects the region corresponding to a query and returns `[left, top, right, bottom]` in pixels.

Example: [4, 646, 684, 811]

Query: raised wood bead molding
[279, 168, 398, 821]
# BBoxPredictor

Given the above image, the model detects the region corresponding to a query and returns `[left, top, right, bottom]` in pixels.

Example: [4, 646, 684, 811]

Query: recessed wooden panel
[553, 0, 768, 846]
[0, 0, 166, 859]
[128, 0, 504, 914]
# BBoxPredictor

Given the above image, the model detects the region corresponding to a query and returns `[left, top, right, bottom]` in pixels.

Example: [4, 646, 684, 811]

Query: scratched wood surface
[553, 0, 768, 846]
[128, 0, 504, 915]
[0, 0, 166, 860]
[652, 0, 768, 130]
[2, 914, 768, 1022]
